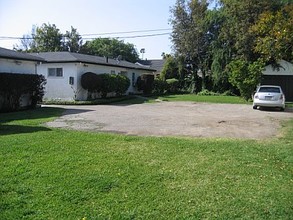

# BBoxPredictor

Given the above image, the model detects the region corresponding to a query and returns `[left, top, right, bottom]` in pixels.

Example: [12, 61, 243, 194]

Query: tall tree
[15, 23, 82, 53]
[31, 23, 63, 52]
[63, 26, 82, 52]
[171, 0, 218, 91]
[80, 38, 139, 62]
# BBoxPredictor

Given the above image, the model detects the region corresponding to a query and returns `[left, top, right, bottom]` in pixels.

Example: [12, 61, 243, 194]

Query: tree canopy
[169, 0, 292, 98]
[14, 23, 82, 53]
[15, 23, 139, 62]
[80, 38, 139, 63]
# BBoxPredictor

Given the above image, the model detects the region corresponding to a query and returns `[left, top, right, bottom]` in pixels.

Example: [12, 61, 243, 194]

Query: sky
[0, 0, 177, 59]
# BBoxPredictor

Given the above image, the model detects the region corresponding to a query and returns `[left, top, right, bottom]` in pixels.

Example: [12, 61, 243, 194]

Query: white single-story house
[0, 47, 44, 108]
[32, 52, 156, 101]
[262, 60, 293, 101]
[0, 47, 43, 74]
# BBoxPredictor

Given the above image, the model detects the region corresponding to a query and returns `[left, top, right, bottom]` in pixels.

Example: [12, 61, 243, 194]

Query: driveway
[46, 102, 293, 139]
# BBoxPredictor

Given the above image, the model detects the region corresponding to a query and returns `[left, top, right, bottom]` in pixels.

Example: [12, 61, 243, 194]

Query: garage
[262, 60, 293, 101]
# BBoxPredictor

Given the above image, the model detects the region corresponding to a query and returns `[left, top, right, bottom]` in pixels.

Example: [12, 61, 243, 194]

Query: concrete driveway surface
[45, 102, 293, 139]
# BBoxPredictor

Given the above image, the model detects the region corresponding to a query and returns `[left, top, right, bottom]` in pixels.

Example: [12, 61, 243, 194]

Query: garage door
[262, 75, 293, 101]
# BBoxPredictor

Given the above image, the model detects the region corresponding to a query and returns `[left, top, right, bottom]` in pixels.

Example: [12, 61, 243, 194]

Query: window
[69, 76, 74, 85]
[132, 72, 136, 86]
[48, 68, 63, 77]
[259, 87, 280, 93]
[111, 70, 115, 74]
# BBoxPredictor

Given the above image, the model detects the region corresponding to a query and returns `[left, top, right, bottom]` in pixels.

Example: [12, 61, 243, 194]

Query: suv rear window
[258, 87, 280, 93]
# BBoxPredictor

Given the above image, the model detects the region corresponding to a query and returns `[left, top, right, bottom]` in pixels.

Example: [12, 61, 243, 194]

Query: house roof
[31, 52, 156, 72]
[136, 59, 166, 72]
[263, 60, 293, 76]
[0, 47, 44, 62]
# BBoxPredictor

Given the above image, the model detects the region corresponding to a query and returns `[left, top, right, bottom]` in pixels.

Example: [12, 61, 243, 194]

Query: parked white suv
[253, 85, 285, 111]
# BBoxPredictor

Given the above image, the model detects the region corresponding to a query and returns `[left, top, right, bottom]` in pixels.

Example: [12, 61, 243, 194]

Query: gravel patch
[45, 102, 293, 139]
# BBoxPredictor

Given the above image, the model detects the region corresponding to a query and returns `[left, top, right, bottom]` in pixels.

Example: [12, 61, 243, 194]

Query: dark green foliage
[153, 78, 168, 94]
[169, 0, 292, 99]
[15, 23, 82, 53]
[31, 23, 63, 52]
[166, 78, 179, 93]
[115, 75, 130, 97]
[100, 74, 117, 98]
[0, 73, 46, 112]
[80, 72, 102, 92]
[136, 74, 155, 95]
[228, 59, 264, 100]
[64, 26, 82, 52]
[81, 73, 130, 99]
[161, 56, 180, 80]
[80, 38, 139, 63]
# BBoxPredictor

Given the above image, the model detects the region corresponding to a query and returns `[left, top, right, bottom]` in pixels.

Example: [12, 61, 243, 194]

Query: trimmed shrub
[0, 73, 46, 112]
[153, 78, 168, 94]
[115, 74, 130, 96]
[166, 78, 179, 93]
[100, 74, 116, 98]
[81, 72, 102, 92]
[81, 73, 130, 99]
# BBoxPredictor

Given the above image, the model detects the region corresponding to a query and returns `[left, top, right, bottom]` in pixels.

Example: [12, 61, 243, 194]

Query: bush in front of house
[81, 73, 130, 99]
[153, 78, 168, 94]
[99, 74, 117, 98]
[137, 74, 154, 95]
[81, 72, 103, 93]
[166, 78, 179, 93]
[0, 73, 46, 112]
[115, 74, 130, 97]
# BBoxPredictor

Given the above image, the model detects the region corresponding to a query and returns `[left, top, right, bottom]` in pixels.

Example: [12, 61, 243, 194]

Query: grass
[42, 96, 136, 105]
[42, 94, 293, 106]
[110, 94, 250, 105]
[149, 94, 249, 104]
[42, 94, 249, 105]
[1, 107, 293, 219]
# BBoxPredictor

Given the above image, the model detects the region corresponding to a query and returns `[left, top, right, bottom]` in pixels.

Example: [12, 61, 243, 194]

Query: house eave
[43, 60, 157, 72]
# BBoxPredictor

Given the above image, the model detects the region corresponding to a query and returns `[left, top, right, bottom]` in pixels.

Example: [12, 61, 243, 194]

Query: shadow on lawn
[0, 107, 63, 123]
[0, 124, 51, 136]
[0, 106, 94, 135]
[0, 107, 93, 123]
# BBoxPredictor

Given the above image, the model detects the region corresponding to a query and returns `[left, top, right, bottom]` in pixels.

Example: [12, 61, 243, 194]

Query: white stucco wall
[37, 63, 78, 101]
[0, 58, 37, 74]
[263, 60, 293, 76]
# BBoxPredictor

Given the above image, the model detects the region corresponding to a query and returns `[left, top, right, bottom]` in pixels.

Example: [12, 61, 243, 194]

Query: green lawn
[1, 107, 293, 219]
[111, 94, 250, 105]
[151, 94, 250, 104]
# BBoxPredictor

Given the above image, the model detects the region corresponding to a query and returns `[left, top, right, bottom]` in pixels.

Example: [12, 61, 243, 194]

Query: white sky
[0, 0, 177, 59]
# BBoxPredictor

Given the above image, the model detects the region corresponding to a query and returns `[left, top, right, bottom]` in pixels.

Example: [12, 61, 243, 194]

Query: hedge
[81, 73, 130, 99]
[0, 73, 46, 112]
